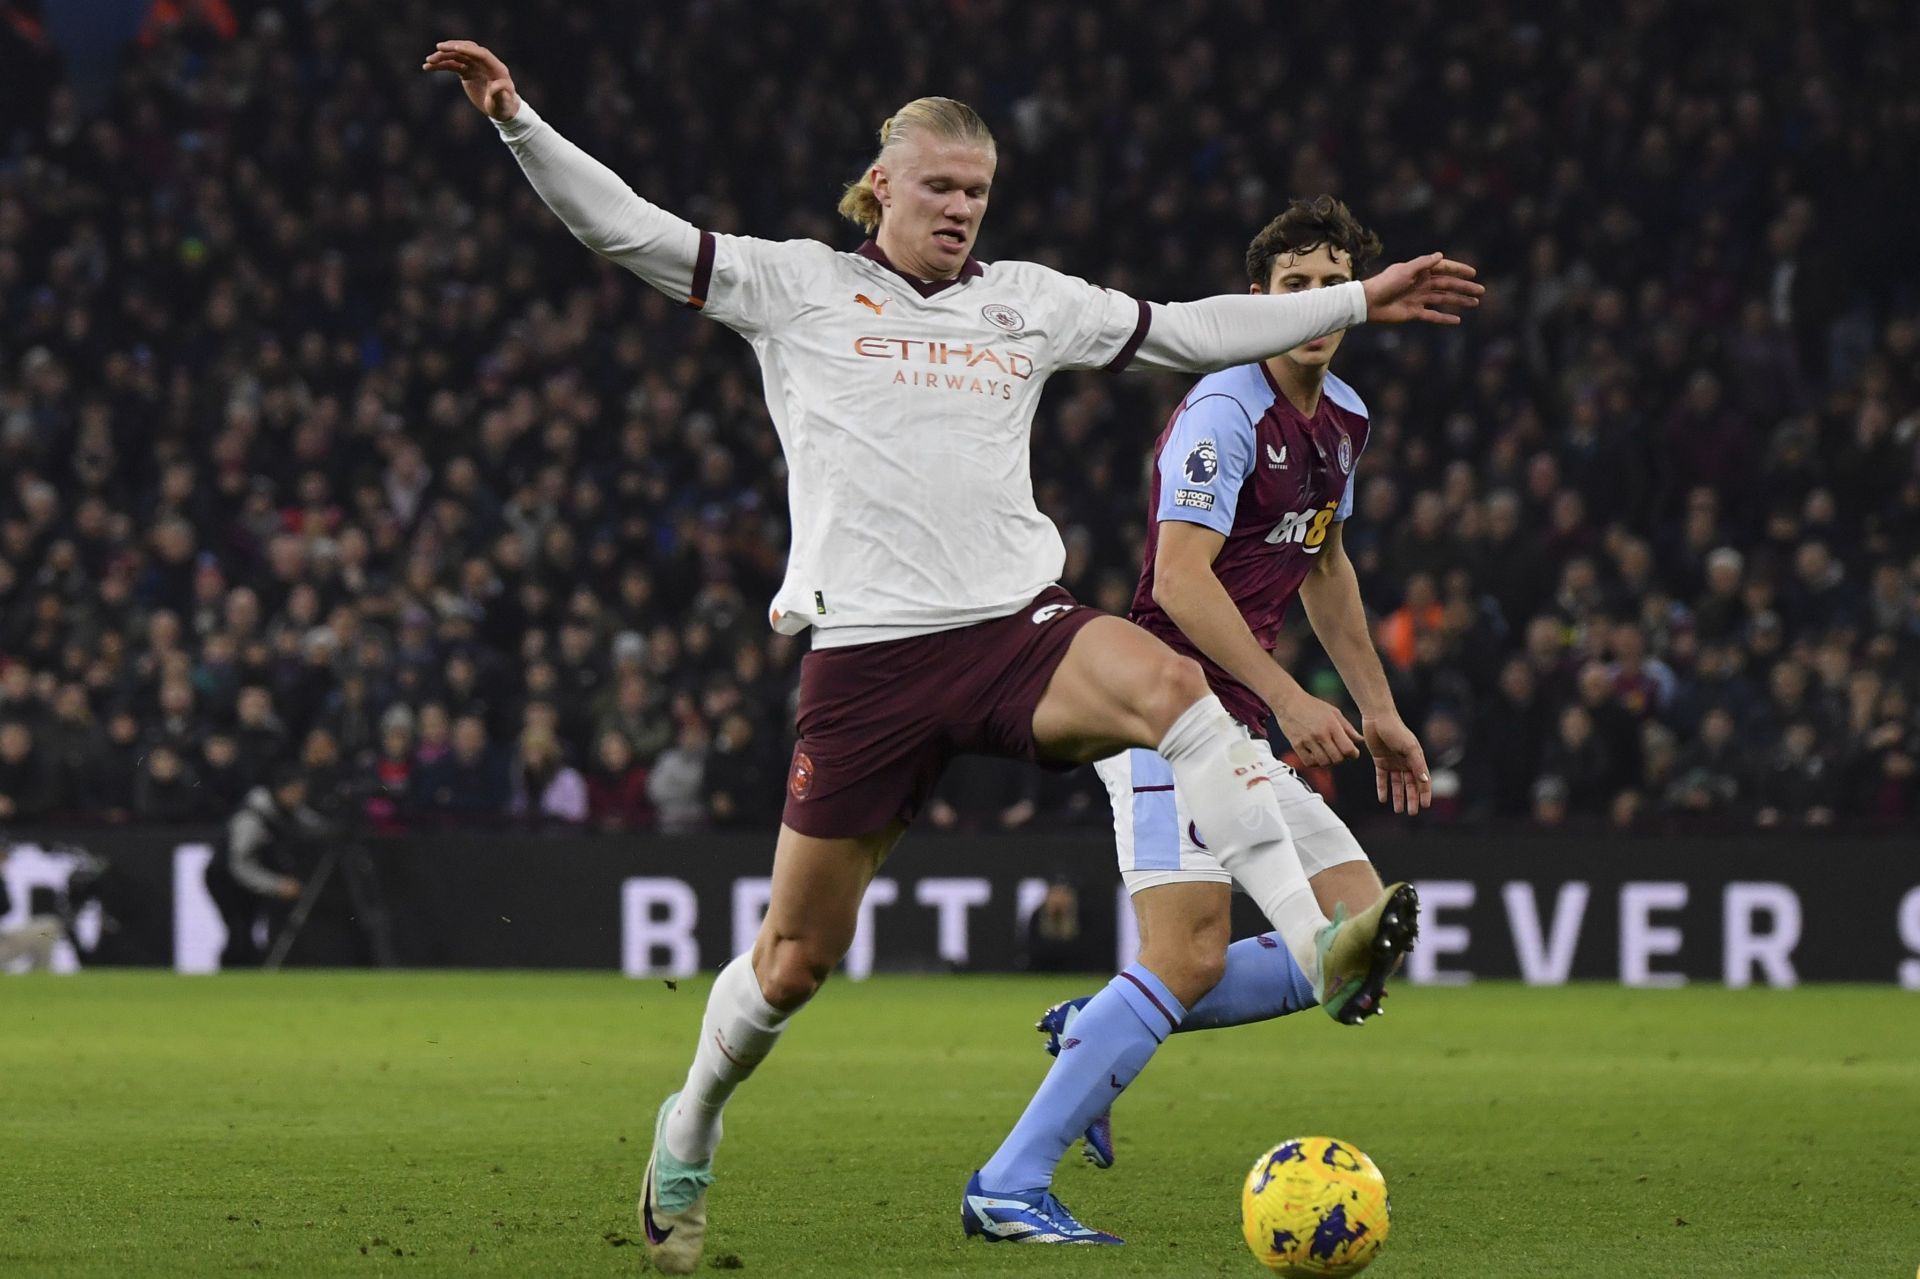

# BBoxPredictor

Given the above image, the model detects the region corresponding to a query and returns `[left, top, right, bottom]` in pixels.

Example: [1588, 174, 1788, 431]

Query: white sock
[1159, 696, 1327, 982]
[662, 954, 791, 1164]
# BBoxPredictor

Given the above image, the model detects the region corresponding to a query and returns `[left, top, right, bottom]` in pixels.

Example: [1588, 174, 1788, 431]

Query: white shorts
[1094, 732, 1369, 895]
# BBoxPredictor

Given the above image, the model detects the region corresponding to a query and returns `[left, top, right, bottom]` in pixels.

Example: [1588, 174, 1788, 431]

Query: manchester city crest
[981, 303, 1025, 331]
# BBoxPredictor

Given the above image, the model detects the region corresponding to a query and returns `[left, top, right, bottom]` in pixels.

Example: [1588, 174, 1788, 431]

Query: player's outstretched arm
[422, 40, 704, 306]
[1359, 252, 1482, 325]
[1297, 523, 1430, 814]
[1128, 253, 1481, 375]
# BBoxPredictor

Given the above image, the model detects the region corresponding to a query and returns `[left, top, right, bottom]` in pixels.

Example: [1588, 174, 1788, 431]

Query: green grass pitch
[3, 972, 1916, 1277]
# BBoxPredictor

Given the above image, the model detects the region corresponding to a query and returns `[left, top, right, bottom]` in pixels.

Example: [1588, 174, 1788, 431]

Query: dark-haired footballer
[973, 198, 1429, 1230]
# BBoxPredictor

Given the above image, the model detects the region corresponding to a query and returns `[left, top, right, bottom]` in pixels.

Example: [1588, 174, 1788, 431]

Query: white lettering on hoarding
[2, 844, 88, 973]
[915, 878, 991, 966]
[731, 878, 774, 958]
[843, 878, 898, 981]
[1722, 882, 1801, 989]
[1619, 882, 1688, 988]
[621, 878, 698, 978]
[1407, 880, 1474, 985]
[170, 843, 222, 973]
[1503, 881, 1589, 985]
[1898, 887, 1920, 991]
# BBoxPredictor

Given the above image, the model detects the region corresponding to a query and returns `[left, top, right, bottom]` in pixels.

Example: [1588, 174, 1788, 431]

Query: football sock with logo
[1178, 933, 1320, 1032]
[977, 964, 1186, 1193]
[1158, 696, 1327, 982]
[662, 953, 791, 1165]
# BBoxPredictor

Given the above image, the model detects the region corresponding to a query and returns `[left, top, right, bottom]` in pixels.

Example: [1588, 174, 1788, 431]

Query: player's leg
[1075, 735, 1408, 1030]
[1185, 747, 1414, 1029]
[1030, 617, 1330, 968]
[643, 821, 900, 1274]
[1178, 863, 1379, 1031]
[967, 748, 1214, 1243]
[1029, 864, 1393, 1180]
[664, 821, 900, 1155]
[971, 743, 1239, 1227]
[1133, 882, 1232, 1014]
[978, 857, 1229, 1199]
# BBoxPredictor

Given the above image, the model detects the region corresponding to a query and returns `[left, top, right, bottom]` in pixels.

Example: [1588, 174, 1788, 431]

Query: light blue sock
[1177, 932, 1319, 1032]
[977, 964, 1185, 1193]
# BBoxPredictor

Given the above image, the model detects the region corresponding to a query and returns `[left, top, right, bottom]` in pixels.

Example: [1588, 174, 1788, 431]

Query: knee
[1146, 653, 1212, 734]
[1142, 938, 1227, 1009]
[1181, 945, 1228, 1001]
[756, 936, 835, 1011]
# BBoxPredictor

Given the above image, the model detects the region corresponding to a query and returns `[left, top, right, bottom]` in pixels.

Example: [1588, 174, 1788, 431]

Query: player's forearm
[494, 101, 701, 298]
[1298, 555, 1396, 721]
[1131, 283, 1367, 374]
[1154, 568, 1306, 713]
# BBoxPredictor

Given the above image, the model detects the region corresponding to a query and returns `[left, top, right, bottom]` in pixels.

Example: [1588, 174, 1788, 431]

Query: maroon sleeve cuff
[1103, 298, 1152, 372]
[685, 231, 716, 311]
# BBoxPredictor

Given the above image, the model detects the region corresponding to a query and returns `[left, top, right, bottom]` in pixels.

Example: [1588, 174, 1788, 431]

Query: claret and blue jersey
[1129, 361, 1371, 729]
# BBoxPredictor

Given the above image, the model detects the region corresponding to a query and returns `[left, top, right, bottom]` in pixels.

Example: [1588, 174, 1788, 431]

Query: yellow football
[1241, 1137, 1391, 1276]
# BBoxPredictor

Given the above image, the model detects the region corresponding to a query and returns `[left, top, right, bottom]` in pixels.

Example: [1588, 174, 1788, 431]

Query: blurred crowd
[1, 0, 1916, 835]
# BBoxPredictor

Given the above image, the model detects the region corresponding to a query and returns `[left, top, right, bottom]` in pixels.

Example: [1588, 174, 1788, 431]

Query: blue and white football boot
[1036, 996, 1115, 1169]
[639, 1092, 713, 1275]
[960, 1170, 1123, 1245]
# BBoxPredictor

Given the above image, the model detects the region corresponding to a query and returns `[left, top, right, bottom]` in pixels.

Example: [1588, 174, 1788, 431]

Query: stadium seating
[0, 0, 1915, 832]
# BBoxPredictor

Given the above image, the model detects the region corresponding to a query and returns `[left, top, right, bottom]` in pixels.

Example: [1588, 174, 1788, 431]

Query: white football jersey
[497, 103, 1365, 646]
[701, 236, 1146, 644]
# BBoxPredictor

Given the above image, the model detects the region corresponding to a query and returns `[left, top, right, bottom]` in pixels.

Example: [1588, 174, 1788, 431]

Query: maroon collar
[856, 239, 984, 297]
[1259, 357, 1328, 421]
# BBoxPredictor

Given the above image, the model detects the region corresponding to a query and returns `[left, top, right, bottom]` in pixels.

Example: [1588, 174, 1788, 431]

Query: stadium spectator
[509, 723, 587, 829]
[362, 708, 418, 833]
[586, 729, 653, 833]
[928, 757, 1043, 833]
[703, 711, 782, 831]
[1540, 706, 1613, 818]
[197, 731, 252, 815]
[131, 745, 203, 822]
[0, 0, 1915, 834]
[0, 719, 56, 822]
[1023, 879, 1096, 973]
[415, 715, 509, 825]
[1418, 708, 1488, 824]
[1753, 723, 1838, 828]
[648, 720, 709, 835]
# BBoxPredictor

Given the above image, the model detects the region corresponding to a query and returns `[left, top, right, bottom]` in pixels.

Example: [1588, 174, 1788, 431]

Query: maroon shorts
[781, 586, 1102, 839]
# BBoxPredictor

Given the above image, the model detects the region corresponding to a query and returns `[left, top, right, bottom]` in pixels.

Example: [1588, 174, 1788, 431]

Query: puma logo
[855, 293, 889, 315]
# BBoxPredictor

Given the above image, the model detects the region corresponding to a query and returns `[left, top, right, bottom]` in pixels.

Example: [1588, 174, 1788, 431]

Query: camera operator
[205, 765, 328, 968]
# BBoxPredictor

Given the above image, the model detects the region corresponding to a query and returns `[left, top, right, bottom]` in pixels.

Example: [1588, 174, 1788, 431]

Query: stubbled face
[1254, 242, 1355, 367]
[872, 135, 994, 280]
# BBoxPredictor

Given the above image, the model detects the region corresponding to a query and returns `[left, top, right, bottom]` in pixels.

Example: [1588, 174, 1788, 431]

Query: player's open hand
[1364, 714, 1431, 815]
[1361, 253, 1482, 325]
[422, 40, 521, 122]
[1273, 693, 1363, 770]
